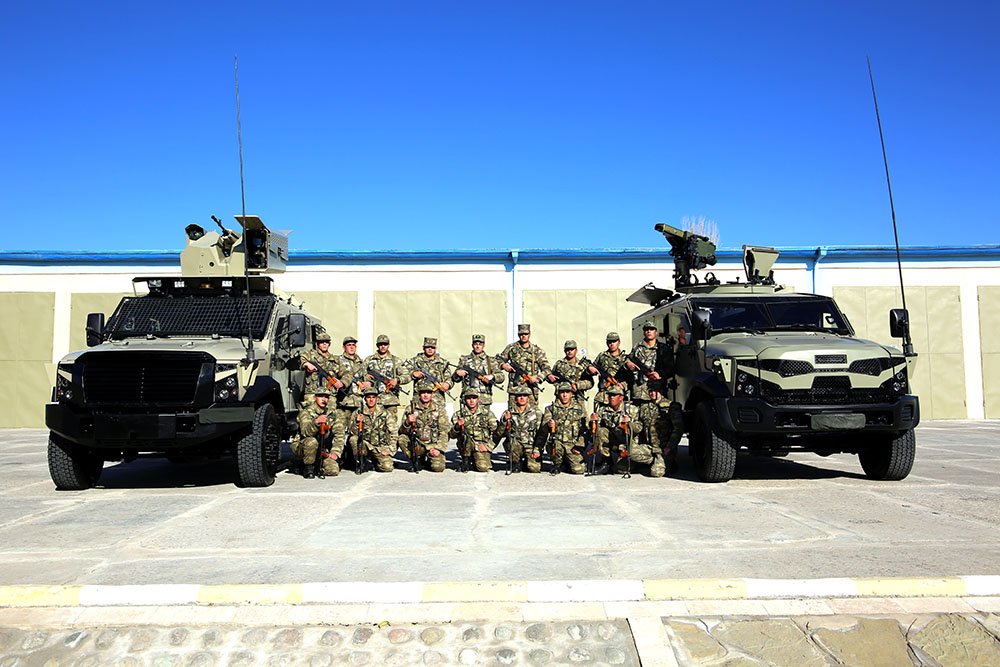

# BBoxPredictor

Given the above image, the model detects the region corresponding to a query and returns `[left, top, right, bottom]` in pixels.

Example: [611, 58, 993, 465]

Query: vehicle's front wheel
[859, 429, 915, 481]
[47, 432, 103, 490]
[689, 402, 738, 482]
[236, 404, 281, 487]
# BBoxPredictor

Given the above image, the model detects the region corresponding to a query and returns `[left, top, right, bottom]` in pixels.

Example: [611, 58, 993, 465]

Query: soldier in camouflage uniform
[646, 382, 684, 475]
[495, 385, 545, 473]
[403, 337, 455, 409]
[497, 323, 553, 408]
[547, 340, 595, 409]
[593, 385, 643, 475]
[541, 382, 588, 475]
[348, 386, 399, 473]
[332, 336, 371, 460]
[624, 320, 674, 403]
[453, 334, 504, 408]
[292, 388, 342, 478]
[451, 388, 499, 472]
[588, 332, 632, 409]
[300, 331, 341, 401]
[398, 380, 450, 473]
[362, 334, 410, 416]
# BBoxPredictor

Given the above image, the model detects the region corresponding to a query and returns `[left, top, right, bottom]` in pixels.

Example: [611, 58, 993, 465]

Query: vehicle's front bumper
[714, 395, 920, 434]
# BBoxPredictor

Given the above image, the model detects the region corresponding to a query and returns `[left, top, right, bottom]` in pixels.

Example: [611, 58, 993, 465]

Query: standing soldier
[453, 334, 504, 409]
[300, 331, 339, 401]
[293, 388, 342, 478]
[332, 335, 370, 437]
[541, 382, 588, 475]
[398, 380, 450, 473]
[498, 323, 554, 408]
[494, 385, 545, 473]
[404, 337, 455, 409]
[548, 340, 595, 409]
[348, 386, 399, 473]
[589, 332, 632, 409]
[625, 320, 674, 403]
[646, 382, 684, 475]
[592, 385, 643, 476]
[451, 388, 499, 472]
[362, 334, 410, 417]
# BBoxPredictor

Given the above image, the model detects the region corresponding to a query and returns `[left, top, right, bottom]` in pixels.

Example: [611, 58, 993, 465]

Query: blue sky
[2, 2, 997, 253]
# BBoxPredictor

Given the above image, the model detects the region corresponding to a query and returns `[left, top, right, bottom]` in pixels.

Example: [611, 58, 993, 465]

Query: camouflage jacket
[403, 353, 455, 404]
[300, 348, 341, 395]
[349, 403, 398, 451]
[399, 401, 450, 450]
[297, 401, 338, 441]
[362, 351, 410, 407]
[450, 404, 498, 446]
[453, 351, 504, 404]
[493, 405, 544, 453]
[628, 341, 674, 402]
[334, 353, 365, 408]
[549, 358, 595, 404]
[592, 350, 632, 403]
[596, 402, 643, 439]
[497, 342, 551, 389]
[541, 400, 587, 445]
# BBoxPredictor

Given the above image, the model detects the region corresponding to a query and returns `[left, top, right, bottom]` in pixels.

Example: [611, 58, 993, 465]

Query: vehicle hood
[706, 332, 898, 359]
[58, 338, 266, 364]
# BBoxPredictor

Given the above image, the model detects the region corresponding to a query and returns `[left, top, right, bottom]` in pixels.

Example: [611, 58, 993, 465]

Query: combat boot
[302, 467, 315, 479]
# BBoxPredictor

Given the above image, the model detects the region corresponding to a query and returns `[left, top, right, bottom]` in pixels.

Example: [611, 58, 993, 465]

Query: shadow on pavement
[731, 453, 868, 481]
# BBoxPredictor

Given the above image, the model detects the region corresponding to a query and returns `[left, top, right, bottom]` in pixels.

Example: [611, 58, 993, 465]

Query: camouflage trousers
[291, 437, 340, 476]
[626, 442, 665, 478]
[459, 440, 495, 472]
[550, 440, 586, 475]
[397, 436, 447, 473]
[348, 436, 396, 473]
[508, 441, 542, 473]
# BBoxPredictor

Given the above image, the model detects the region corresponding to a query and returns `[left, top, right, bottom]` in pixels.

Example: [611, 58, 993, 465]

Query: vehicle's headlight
[881, 365, 909, 395]
[55, 363, 74, 402]
[214, 374, 239, 402]
[735, 362, 759, 397]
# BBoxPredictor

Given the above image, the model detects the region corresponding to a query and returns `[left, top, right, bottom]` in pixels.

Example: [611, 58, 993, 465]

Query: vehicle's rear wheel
[689, 402, 737, 482]
[236, 404, 281, 487]
[47, 432, 103, 490]
[859, 429, 915, 481]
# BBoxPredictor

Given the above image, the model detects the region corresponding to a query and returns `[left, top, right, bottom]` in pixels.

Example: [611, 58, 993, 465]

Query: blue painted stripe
[1, 245, 999, 266]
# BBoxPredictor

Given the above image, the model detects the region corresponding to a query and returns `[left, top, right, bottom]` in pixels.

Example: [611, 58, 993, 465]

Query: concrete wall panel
[979, 286, 1000, 418]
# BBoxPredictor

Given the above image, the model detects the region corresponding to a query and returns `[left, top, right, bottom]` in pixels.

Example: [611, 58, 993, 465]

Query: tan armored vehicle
[629, 224, 919, 482]
[45, 216, 321, 489]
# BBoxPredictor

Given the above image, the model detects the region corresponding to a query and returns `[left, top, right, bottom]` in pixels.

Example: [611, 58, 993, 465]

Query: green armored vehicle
[45, 216, 322, 489]
[629, 224, 919, 482]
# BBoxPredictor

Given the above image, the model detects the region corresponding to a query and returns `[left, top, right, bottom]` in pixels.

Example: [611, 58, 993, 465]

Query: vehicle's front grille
[849, 359, 883, 376]
[760, 376, 897, 405]
[815, 354, 847, 364]
[81, 352, 211, 406]
[760, 359, 814, 377]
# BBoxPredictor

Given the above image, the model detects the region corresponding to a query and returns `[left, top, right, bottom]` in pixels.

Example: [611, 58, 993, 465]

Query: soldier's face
[515, 395, 530, 407]
[472, 341, 484, 352]
[518, 332, 530, 344]
[564, 348, 576, 360]
[344, 342, 357, 354]
[418, 390, 433, 404]
[558, 390, 573, 404]
[315, 395, 329, 409]
[423, 346, 436, 357]
[607, 340, 620, 352]
[317, 341, 330, 352]
[609, 394, 623, 408]
[644, 327, 657, 341]
[365, 395, 378, 408]
[377, 342, 389, 353]
[464, 396, 479, 409]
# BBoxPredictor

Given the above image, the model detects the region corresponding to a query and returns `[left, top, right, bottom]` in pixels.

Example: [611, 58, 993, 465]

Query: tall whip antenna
[867, 56, 914, 356]
[234, 55, 256, 366]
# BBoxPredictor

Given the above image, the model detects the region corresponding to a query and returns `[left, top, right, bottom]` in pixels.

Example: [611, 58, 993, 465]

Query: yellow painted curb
[644, 579, 748, 600]
[0, 586, 81, 607]
[196, 584, 304, 605]
[854, 577, 967, 598]
[422, 581, 529, 603]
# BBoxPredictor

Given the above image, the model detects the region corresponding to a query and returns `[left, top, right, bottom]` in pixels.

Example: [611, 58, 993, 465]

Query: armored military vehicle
[629, 224, 919, 482]
[45, 216, 322, 489]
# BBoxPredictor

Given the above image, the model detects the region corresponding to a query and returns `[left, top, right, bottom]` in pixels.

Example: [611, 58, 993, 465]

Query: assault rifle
[455, 420, 469, 473]
[501, 414, 515, 475]
[416, 365, 456, 399]
[507, 357, 538, 386]
[584, 415, 599, 476]
[366, 368, 409, 395]
[619, 404, 632, 480]
[458, 364, 494, 391]
[627, 352, 657, 378]
[355, 413, 367, 475]
[314, 420, 332, 479]
[546, 420, 558, 475]
[407, 419, 422, 474]
[309, 365, 341, 392]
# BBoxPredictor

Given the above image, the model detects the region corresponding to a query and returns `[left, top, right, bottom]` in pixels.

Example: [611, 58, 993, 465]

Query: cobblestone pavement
[2, 612, 1000, 665]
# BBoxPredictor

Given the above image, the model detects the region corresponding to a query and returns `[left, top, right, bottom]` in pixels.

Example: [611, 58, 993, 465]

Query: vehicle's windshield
[106, 295, 275, 339]
[690, 296, 851, 335]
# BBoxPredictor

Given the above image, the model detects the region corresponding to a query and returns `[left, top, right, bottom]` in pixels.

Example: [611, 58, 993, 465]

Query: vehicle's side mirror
[85, 313, 105, 347]
[288, 313, 307, 348]
[889, 308, 909, 339]
[692, 309, 712, 340]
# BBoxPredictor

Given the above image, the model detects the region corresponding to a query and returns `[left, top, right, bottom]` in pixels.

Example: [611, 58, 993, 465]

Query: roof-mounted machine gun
[742, 245, 780, 286]
[181, 215, 290, 278]
[654, 223, 719, 289]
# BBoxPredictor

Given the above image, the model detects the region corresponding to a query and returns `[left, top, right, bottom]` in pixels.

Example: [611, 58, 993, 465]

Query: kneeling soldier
[649, 382, 684, 475]
[592, 385, 643, 476]
[348, 386, 399, 473]
[495, 385, 545, 473]
[542, 382, 588, 475]
[451, 387, 499, 472]
[398, 380, 450, 473]
[293, 389, 342, 478]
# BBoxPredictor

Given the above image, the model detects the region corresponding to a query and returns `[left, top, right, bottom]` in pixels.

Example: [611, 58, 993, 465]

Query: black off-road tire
[236, 404, 281, 487]
[859, 429, 916, 481]
[47, 432, 103, 490]
[689, 402, 737, 483]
